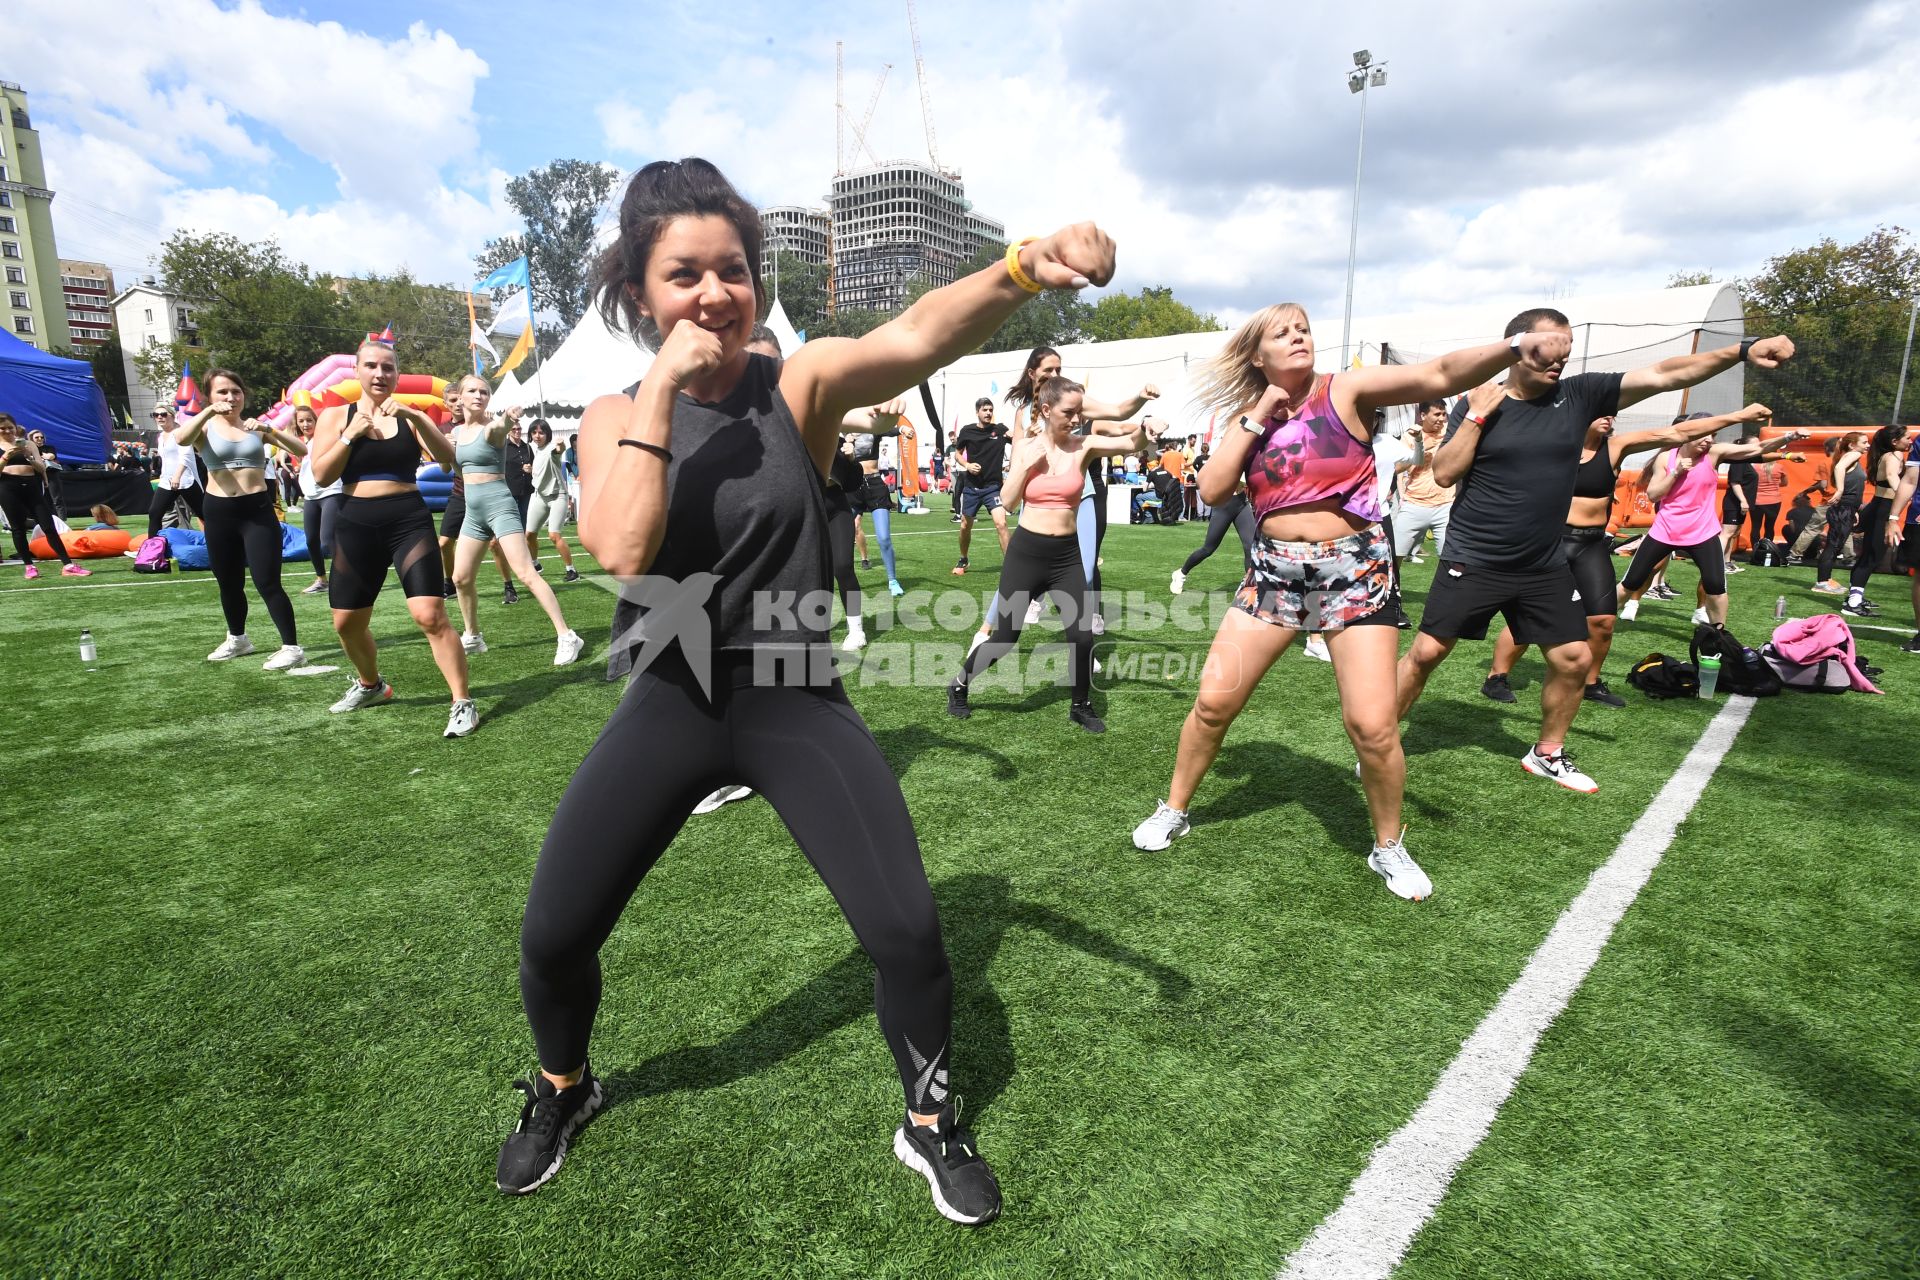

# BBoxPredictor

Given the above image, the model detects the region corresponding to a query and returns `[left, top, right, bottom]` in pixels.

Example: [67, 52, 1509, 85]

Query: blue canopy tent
[0, 330, 113, 464]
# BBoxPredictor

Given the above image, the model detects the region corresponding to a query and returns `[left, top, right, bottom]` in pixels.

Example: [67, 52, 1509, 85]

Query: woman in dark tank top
[494, 157, 1117, 1226]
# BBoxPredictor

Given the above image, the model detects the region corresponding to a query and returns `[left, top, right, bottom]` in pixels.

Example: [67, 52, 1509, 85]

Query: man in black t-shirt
[1396, 306, 1796, 795]
[949, 397, 1011, 574]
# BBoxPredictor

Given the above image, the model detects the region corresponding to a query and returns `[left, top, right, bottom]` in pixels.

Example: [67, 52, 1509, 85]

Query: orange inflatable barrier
[29, 528, 137, 559]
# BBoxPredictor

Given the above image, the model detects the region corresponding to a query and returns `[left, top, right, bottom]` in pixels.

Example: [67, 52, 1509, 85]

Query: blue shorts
[960, 484, 1003, 519]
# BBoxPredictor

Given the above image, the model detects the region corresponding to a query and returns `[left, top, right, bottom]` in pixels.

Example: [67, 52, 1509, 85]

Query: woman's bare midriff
[204, 470, 269, 499]
[342, 480, 419, 499]
[1017, 508, 1079, 538]
[1567, 494, 1612, 528]
[1258, 498, 1371, 544]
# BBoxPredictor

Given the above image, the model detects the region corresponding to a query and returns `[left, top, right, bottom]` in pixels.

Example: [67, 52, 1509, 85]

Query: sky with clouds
[13, 0, 1920, 333]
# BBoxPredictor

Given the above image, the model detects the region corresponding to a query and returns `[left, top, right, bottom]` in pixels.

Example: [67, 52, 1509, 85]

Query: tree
[333, 269, 475, 384]
[1739, 226, 1920, 425]
[155, 230, 357, 399]
[1667, 270, 1716, 288]
[766, 251, 831, 335]
[475, 159, 620, 332]
[56, 336, 131, 421]
[1079, 286, 1222, 343]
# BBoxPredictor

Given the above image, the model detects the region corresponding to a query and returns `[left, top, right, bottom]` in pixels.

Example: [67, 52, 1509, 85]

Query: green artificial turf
[1, 512, 1913, 1279]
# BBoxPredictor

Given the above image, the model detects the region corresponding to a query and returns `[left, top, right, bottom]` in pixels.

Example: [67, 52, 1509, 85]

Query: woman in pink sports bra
[1133, 302, 1568, 903]
[1617, 426, 1806, 626]
[948, 376, 1144, 733]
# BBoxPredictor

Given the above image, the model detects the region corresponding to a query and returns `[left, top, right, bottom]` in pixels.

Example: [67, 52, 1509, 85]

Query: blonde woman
[443, 376, 584, 665]
[1131, 304, 1567, 902]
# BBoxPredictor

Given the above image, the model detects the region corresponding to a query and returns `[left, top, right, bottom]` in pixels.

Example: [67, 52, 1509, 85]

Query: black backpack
[1690, 622, 1782, 697]
[1628, 652, 1699, 699]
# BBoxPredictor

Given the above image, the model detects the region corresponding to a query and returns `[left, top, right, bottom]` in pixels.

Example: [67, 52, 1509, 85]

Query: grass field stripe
[1277, 695, 1757, 1280]
[3, 575, 219, 592]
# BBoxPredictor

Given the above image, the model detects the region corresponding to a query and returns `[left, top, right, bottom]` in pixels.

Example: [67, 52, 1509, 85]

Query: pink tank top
[1244, 375, 1381, 524]
[1024, 465, 1082, 510]
[1648, 448, 1722, 545]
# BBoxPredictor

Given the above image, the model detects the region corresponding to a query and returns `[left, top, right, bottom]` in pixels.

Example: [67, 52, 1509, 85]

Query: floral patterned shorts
[1232, 524, 1394, 632]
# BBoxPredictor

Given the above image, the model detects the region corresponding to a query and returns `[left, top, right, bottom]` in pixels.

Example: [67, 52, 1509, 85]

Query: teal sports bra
[454, 425, 504, 474]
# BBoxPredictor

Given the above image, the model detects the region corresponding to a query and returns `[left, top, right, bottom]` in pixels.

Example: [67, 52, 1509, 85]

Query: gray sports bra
[454, 425, 504, 473]
[197, 422, 267, 472]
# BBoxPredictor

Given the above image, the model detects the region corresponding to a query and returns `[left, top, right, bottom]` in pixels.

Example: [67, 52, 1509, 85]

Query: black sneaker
[1583, 679, 1626, 707]
[1070, 702, 1107, 734]
[861, 557, 872, 570]
[503, 583, 520, 605]
[1902, 634, 1920, 655]
[952, 557, 969, 577]
[563, 567, 580, 583]
[893, 1106, 1001, 1225]
[1481, 672, 1516, 704]
[1841, 597, 1879, 617]
[950, 512, 962, 523]
[946, 682, 972, 719]
[532, 559, 544, 574]
[442, 579, 457, 599]
[496, 1068, 605, 1195]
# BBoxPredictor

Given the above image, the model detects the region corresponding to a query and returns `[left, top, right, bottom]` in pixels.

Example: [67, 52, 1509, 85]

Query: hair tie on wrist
[619, 439, 672, 463]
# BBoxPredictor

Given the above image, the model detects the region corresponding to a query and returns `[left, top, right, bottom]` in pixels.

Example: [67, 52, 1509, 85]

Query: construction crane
[905, 0, 943, 174]
[834, 42, 845, 176]
[849, 64, 891, 169]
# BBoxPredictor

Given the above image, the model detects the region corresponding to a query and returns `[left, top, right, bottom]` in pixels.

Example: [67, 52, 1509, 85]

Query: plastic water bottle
[1774, 596, 1787, 621]
[1697, 655, 1720, 698]
[79, 629, 97, 666]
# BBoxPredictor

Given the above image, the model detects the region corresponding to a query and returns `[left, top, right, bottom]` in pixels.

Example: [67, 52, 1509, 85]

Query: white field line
[1278, 695, 1757, 1280]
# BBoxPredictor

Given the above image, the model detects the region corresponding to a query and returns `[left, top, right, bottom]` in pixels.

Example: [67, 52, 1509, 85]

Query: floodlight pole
[1893, 296, 1919, 423]
[1339, 52, 1386, 371]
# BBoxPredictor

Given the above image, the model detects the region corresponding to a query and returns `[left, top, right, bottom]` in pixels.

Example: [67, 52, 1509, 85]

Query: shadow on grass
[603, 871, 1191, 1122]
[869, 723, 1019, 781]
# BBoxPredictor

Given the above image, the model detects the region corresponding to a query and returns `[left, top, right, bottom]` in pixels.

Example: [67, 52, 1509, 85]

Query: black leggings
[522, 650, 955, 1113]
[1850, 497, 1890, 590]
[303, 494, 339, 577]
[1089, 477, 1109, 599]
[202, 491, 297, 645]
[1749, 502, 1780, 546]
[959, 527, 1095, 706]
[146, 484, 205, 538]
[1181, 492, 1257, 576]
[1622, 531, 1727, 597]
[1815, 500, 1860, 585]
[824, 491, 863, 622]
[0, 473, 71, 564]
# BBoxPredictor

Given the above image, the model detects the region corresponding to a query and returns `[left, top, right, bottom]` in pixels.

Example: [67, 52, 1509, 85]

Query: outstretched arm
[1618, 335, 1794, 411]
[1343, 329, 1572, 421]
[779, 225, 1115, 466]
[1081, 384, 1159, 422]
[1711, 430, 1809, 464]
[1611, 402, 1774, 459]
[838, 399, 906, 437]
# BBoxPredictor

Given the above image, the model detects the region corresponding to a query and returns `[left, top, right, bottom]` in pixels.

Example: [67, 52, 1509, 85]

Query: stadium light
[1340, 51, 1388, 371]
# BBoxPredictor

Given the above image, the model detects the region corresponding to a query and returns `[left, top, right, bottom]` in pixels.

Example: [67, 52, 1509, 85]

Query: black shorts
[330, 492, 445, 610]
[440, 487, 465, 539]
[1418, 560, 1591, 646]
[1898, 521, 1920, 572]
[1720, 493, 1749, 526]
[856, 474, 893, 514]
[1562, 526, 1618, 619]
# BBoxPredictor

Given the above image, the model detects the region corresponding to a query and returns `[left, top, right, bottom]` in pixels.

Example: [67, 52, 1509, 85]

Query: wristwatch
[1238, 415, 1264, 435]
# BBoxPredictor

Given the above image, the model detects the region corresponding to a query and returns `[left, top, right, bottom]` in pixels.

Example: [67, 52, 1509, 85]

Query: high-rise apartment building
[60, 259, 115, 347]
[0, 81, 71, 350]
[760, 205, 830, 270]
[819, 161, 1004, 314]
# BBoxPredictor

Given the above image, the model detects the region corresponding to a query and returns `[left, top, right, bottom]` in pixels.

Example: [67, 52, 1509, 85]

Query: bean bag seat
[157, 523, 309, 569]
[28, 528, 137, 559]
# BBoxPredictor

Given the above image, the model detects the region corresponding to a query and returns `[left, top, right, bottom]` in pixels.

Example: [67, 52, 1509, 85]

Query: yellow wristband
[1005, 238, 1043, 293]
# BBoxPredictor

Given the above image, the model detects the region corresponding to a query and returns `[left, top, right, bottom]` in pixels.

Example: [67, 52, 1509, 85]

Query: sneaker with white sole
[1619, 598, 1640, 621]
[562, 567, 581, 583]
[495, 1067, 605, 1195]
[553, 630, 585, 666]
[841, 622, 867, 652]
[1367, 833, 1433, 901]
[261, 644, 305, 672]
[207, 634, 254, 662]
[329, 678, 394, 713]
[1522, 745, 1599, 794]
[893, 1106, 1001, 1226]
[1132, 800, 1191, 851]
[1304, 634, 1331, 662]
[967, 628, 990, 659]
[444, 699, 479, 738]
[693, 784, 754, 815]
[462, 632, 488, 655]
[1691, 606, 1709, 625]
[1023, 599, 1045, 626]
[1170, 568, 1186, 595]
[301, 579, 328, 595]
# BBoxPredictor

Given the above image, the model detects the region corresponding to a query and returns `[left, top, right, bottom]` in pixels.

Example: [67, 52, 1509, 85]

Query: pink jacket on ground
[1770, 614, 1882, 694]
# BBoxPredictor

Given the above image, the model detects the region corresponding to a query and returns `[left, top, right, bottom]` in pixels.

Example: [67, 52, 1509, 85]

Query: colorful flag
[496, 325, 534, 377]
[476, 258, 534, 377]
[475, 257, 530, 294]
[467, 292, 497, 374]
[174, 363, 203, 415]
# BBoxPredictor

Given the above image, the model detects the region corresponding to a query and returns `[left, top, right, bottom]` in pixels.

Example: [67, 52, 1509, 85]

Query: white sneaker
[1522, 745, 1599, 794]
[1131, 800, 1191, 852]
[1619, 598, 1640, 621]
[462, 632, 488, 655]
[967, 628, 990, 659]
[1024, 599, 1045, 626]
[1368, 834, 1433, 901]
[1170, 568, 1186, 595]
[444, 698, 479, 738]
[554, 630, 585, 665]
[1304, 634, 1331, 662]
[841, 621, 867, 652]
[261, 644, 304, 671]
[1090, 613, 1106, 637]
[329, 678, 393, 713]
[208, 634, 254, 662]
[693, 784, 754, 815]
[1690, 606, 1709, 625]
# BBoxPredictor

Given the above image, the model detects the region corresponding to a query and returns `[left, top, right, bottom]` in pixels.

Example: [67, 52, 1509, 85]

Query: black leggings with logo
[521, 649, 956, 1115]
[202, 491, 297, 645]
